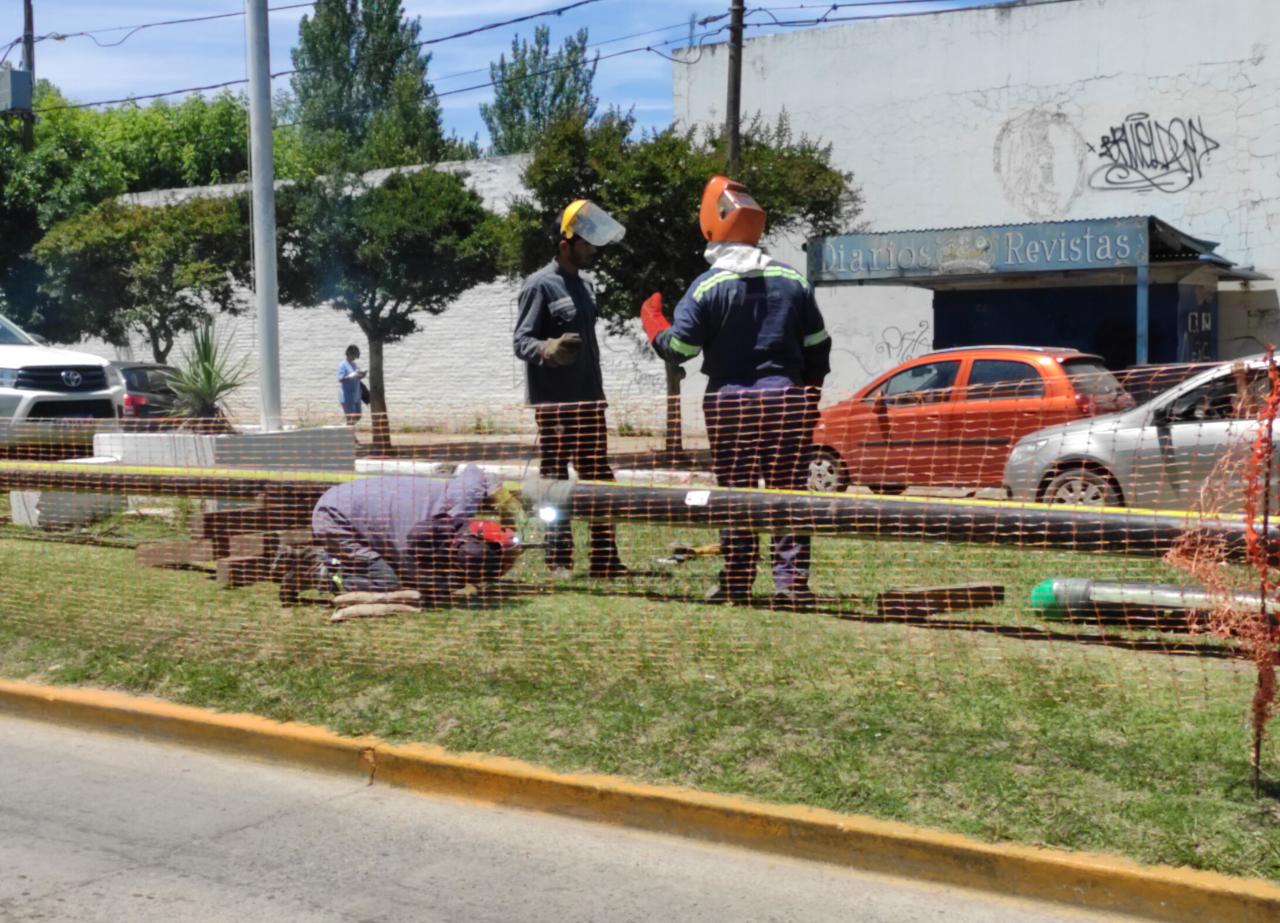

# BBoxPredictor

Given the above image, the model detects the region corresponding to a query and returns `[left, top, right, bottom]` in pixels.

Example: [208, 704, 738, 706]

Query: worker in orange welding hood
[641, 176, 832, 611]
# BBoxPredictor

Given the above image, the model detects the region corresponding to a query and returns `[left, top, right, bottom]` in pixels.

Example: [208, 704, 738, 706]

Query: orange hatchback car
[808, 346, 1134, 493]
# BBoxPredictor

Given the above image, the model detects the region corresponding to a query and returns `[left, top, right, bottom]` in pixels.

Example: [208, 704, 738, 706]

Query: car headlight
[1008, 438, 1049, 465]
[0, 368, 17, 388]
[105, 365, 124, 388]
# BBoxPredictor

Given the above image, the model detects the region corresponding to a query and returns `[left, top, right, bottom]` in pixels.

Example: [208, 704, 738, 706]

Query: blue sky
[4, 1, 983, 144]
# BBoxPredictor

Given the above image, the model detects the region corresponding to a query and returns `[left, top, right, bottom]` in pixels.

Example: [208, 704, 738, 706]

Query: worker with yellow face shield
[513, 199, 630, 580]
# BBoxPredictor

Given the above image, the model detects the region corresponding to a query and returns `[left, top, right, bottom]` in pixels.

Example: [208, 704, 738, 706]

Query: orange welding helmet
[699, 175, 766, 245]
[455, 519, 522, 584]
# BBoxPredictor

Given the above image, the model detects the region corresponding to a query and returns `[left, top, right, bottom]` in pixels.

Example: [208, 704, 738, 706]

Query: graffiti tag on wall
[1088, 113, 1220, 193]
[834, 320, 933, 382]
[874, 320, 932, 365]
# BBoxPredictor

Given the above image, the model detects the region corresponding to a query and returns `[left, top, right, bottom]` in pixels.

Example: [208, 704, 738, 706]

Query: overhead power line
[10, 2, 316, 52]
[755, 0, 994, 11]
[271, 18, 732, 127]
[433, 18, 739, 100]
[413, 0, 605, 49]
[16, 0, 603, 57]
[34, 76, 277, 112]
[28, 0, 1003, 116]
[31, 0, 610, 113]
[751, 0, 1064, 25]
[432, 14, 727, 85]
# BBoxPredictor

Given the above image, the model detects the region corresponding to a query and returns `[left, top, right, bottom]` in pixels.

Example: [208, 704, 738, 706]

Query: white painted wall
[79, 154, 705, 434]
[674, 0, 1280, 376]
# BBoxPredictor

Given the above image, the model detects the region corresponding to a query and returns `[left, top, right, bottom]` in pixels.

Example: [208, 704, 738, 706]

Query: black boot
[770, 587, 818, 612]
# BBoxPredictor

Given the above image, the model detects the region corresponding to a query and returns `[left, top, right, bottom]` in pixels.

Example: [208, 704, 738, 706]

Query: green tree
[499, 111, 861, 451]
[501, 111, 860, 323]
[480, 26, 598, 155]
[97, 93, 250, 191]
[0, 83, 128, 338]
[34, 197, 250, 363]
[288, 0, 472, 174]
[277, 169, 497, 448]
[0, 84, 252, 342]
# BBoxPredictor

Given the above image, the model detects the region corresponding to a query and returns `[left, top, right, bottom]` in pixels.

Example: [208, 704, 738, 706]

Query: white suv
[0, 314, 124, 445]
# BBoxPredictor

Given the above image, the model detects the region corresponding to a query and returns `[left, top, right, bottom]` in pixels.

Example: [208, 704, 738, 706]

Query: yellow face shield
[560, 200, 626, 247]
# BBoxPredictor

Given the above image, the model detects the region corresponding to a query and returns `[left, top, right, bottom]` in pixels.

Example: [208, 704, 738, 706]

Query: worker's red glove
[640, 292, 671, 343]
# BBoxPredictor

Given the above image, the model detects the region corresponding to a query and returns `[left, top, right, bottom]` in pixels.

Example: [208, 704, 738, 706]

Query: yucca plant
[170, 322, 248, 433]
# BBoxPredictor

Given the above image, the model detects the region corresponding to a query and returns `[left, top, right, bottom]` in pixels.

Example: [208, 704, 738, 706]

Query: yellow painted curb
[2, 679, 1277, 922]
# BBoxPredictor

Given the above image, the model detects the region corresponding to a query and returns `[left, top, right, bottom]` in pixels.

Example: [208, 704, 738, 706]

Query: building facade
[674, 0, 1280, 393]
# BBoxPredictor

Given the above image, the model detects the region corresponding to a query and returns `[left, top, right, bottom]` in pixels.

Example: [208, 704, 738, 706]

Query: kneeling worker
[281, 466, 522, 604]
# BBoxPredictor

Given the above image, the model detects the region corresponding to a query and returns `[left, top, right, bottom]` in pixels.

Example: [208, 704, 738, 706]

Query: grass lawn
[1, 509, 1278, 880]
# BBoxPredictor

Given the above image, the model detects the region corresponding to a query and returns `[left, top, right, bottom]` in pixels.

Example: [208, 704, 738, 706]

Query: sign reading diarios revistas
[808, 218, 1151, 283]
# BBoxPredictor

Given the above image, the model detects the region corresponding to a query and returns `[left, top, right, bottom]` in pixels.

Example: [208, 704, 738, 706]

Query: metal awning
[807, 216, 1268, 287]
[806, 216, 1270, 362]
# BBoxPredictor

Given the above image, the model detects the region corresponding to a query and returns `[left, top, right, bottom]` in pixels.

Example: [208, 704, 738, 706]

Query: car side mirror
[1168, 394, 1200, 422]
[29, 333, 48, 346]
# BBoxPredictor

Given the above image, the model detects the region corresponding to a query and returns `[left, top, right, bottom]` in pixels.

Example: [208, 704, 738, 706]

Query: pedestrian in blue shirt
[337, 344, 366, 425]
[513, 200, 632, 580]
[642, 176, 832, 610]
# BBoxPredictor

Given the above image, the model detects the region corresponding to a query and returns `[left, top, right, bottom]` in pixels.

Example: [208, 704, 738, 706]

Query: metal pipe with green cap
[1030, 578, 1262, 620]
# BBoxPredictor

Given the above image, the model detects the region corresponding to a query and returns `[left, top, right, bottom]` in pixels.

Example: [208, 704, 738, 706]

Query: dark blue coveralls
[311, 467, 498, 597]
[652, 260, 831, 598]
[513, 260, 624, 574]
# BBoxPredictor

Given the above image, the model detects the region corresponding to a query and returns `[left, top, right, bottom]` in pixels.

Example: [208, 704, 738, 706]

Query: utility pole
[21, 0, 34, 150]
[244, 0, 282, 432]
[725, 0, 744, 177]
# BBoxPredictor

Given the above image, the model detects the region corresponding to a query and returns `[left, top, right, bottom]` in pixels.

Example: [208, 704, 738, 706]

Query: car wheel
[808, 448, 849, 492]
[1042, 466, 1121, 506]
[868, 484, 908, 496]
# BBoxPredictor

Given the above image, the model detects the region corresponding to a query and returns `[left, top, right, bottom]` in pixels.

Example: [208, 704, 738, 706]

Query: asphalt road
[0, 715, 1139, 923]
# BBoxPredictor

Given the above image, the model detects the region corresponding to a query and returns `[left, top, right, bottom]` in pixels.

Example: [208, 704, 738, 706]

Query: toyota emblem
[60, 369, 83, 388]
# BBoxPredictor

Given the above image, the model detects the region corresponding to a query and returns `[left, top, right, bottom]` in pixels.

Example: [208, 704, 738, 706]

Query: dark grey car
[113, 361, 179, 429]
[1003, 356, 1273, 511]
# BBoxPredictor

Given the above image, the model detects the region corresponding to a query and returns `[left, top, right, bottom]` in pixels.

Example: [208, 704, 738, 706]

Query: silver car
[1004, 356, 1273, 511]
[1, 314, 124, 446]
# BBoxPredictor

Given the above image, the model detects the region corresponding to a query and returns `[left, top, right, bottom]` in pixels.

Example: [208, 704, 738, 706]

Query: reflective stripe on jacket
[654, 258, 831, 391]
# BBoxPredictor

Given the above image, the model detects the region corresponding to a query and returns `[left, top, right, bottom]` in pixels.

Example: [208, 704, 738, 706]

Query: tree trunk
[144, 324, 172, 364]
[367, 333, 392, 455]
[663, 361, 686, 463]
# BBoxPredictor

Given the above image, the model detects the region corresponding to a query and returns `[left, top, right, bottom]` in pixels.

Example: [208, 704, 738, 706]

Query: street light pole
[21, 0, 34, 150]
[244, 0, 282, 432]
[725, 0, 744, 176]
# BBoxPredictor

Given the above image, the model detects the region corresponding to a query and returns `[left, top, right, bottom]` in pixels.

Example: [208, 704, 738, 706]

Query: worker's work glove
[640, 292, 671, 343]
[540, 332, 582, 366]
[521, 470, 577, 518]
[489, 486, 525, 526]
